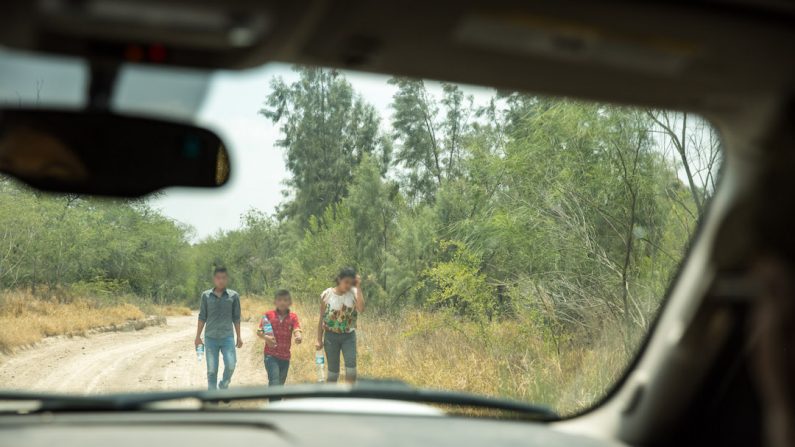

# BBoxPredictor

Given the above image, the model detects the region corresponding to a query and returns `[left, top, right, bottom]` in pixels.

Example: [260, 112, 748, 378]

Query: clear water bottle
[315, 350, 325, 383]
[196, 344, 204, 362]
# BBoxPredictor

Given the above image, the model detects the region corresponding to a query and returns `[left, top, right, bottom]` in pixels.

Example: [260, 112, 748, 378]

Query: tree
[421, 240, 493, 323]
[346, 154, 400, 299]
[261, 67, 390, 226]
[388, 78, 472, 203]
[603, 109, 657, 339]
[647, 110, 722, 215]
[280, 206, 356, 301]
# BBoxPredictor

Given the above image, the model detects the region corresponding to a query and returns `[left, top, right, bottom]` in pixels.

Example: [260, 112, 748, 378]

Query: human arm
[233, 295, 242, 348]
[195, 320, 205, 347]
[293, 314, 303, 344]
[195, 293, 207, 347]
[256, 331, 277, 346]
[315, 292, 325, 350]
[354, 275, 366, 313]
[234, 322, 243, 348]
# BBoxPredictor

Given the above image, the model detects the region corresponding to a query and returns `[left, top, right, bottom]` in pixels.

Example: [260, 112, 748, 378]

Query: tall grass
[0, 290, 191, 352]
[0, 290, 146, 352]
[240, 295, 630, 415]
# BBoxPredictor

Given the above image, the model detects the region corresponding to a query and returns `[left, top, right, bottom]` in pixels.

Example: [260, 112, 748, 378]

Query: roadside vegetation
[0, 290, 190, 352]
[240, 296, 625, 415]
[0, 67, 720, 413]
[0, 290, 143, 351]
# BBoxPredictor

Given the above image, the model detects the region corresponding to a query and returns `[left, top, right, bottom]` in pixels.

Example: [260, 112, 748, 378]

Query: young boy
[195, 266, 242, 391]
[257, 289, 302, 392]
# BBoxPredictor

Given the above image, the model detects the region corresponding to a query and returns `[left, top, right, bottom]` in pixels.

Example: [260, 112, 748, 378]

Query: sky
[147, 64, 293, 240]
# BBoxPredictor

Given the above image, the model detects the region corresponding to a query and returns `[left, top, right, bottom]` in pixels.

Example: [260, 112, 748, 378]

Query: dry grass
[238, 295, 629, 415]
[0, 291, 145, 352]
[151, 304, 193, 316]
[240, 297, 267, 322]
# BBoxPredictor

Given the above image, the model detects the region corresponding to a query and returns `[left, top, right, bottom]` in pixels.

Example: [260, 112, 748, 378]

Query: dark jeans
[264, 355, 290, 402]
[205, 336, 236, 390]
[323, 330, 357, 382]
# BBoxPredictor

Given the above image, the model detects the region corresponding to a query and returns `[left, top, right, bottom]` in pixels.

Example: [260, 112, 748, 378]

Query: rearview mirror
[0, 109, 230, 197]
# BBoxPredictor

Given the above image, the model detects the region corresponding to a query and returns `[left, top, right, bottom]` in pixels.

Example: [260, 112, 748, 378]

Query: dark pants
[264, 355, 290, 402]
[323, 330, 357, 382]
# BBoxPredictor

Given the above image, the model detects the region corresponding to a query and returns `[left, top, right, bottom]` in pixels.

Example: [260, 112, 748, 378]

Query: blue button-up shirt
[198, 288, 241, 339]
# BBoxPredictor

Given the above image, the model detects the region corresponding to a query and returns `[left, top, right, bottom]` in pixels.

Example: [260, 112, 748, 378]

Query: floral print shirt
[322, 287, 358, 333]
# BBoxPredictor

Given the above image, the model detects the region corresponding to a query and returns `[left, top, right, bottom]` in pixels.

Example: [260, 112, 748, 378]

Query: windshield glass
[0, 49, 722, 416]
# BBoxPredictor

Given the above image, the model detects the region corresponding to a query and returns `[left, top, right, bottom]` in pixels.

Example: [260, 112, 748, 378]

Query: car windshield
[0, 49, 722, 416]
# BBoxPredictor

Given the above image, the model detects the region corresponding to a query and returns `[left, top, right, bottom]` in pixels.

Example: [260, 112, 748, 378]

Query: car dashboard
[1, 401, 622, 447]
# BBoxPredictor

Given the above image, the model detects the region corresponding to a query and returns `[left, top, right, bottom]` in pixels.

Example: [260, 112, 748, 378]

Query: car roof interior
[1, 1, 794, 446]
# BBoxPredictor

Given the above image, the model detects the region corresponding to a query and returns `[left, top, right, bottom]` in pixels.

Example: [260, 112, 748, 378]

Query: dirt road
[0, 315, 266, 394]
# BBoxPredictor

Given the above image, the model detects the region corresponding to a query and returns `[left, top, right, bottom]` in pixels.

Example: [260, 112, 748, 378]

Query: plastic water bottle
[261, 316, 273, 335]
[196, 344, 204, 362]
[315, 350, 325, 383]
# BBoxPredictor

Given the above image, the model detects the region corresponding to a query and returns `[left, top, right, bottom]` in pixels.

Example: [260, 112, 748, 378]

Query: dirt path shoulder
[0, 314, 265, 394]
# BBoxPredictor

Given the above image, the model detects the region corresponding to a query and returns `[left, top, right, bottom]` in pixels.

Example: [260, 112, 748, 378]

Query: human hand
[265, 336, 277, 347]
[315, 341, 322, 351]
[194, 336, 203, 348]
[295, 334, 303, 345]
[354, 274, 362, 287]
[236, 338, 243, 348]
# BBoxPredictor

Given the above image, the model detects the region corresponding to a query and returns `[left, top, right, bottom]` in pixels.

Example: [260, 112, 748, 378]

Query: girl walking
[315, 267, 366, 383]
